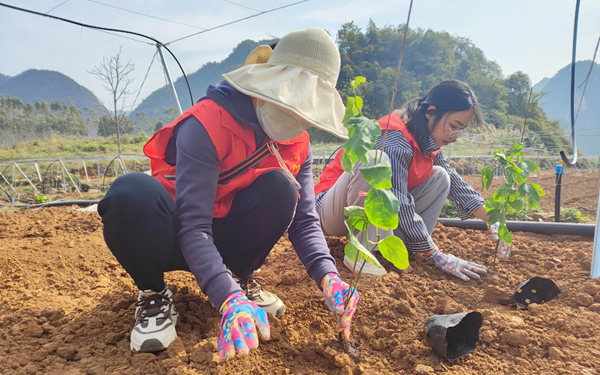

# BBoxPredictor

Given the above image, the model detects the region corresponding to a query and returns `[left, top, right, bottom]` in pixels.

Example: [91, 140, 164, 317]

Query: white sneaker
[234, 273, 286, 318]
[343, 255, 387, 276]
[130, 287, 179, 353]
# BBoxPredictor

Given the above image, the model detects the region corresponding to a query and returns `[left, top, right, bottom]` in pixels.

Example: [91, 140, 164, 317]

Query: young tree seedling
[339, 77, 409, 319]
[481, 142, 545, 266]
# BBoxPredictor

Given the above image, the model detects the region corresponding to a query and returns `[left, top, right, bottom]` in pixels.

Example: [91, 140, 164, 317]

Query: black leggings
[98, 170, 298, 292]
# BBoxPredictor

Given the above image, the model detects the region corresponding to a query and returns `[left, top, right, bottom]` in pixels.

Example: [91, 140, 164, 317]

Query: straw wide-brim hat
[222, 27, 348, 140]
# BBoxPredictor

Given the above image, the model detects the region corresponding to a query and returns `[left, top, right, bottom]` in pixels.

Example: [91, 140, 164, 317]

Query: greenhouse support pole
[157, 44, 183, 116]
[591, 183, 600, 278]
[0, 171, 17, 193]
[34, 162, 42, 182]
[58, 159, 82, 197]
[13, 162, 40, 194]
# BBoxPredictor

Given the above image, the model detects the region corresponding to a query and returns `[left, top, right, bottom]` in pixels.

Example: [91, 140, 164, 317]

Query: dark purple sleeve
[175, 116, 241, 310]
[287, 144, 339, 289]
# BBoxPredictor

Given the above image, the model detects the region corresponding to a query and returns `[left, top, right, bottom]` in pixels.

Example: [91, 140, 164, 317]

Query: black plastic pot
[424, 311, 483, 362]
[512, 277, 561, 308]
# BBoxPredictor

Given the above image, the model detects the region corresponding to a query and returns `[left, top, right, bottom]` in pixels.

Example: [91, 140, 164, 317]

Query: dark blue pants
[98, 170, 297, 292]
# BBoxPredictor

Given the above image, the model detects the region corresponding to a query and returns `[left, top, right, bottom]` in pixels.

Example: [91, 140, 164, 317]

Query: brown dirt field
[1, 165, 599, 375]
[1, 204, 599, 375]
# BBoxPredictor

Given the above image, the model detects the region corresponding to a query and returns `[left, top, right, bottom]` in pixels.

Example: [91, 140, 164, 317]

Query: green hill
[131, 38, 275, 124]
[0, 69, 103, 120]
[533, 60, 600, 155]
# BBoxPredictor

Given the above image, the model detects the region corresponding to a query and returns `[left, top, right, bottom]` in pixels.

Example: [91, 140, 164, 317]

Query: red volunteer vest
[314, 113, 438, 195]
[144, 99, 309, 218]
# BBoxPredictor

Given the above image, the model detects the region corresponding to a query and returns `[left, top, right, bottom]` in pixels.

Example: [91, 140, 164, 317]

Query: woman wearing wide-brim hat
[98, 27, 359, 361]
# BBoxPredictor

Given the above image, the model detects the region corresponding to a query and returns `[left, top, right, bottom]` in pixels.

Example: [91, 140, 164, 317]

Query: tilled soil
[1, 205, 599, 375]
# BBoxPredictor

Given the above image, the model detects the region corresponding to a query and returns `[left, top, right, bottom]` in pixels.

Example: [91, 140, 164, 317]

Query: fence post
[555, 163, 564, 222]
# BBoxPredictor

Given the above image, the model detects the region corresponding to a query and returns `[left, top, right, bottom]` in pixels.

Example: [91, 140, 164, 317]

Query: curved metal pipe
[438, 218, 595, 238]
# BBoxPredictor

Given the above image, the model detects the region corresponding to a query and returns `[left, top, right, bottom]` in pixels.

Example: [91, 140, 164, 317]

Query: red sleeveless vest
[144, 99, 310, 218]
[314, 113, 438, 195]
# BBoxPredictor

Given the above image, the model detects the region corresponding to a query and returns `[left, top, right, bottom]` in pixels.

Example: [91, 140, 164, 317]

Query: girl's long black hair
[400, 80, 483, 155]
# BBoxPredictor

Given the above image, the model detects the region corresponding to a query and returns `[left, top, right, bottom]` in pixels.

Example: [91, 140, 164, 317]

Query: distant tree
[89, 46, 136, 154]
[135, 111, 153, 133]
[97, 114, 134, 138]
[154, 121, 163, 133]
[504, 71, 531, 117]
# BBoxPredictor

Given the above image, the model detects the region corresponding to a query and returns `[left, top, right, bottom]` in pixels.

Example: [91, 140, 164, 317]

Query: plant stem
[493, 240, 499, 270]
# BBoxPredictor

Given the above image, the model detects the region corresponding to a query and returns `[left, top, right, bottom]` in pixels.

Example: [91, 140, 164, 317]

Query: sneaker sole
[130, 313, 180, 353]
[261, 303, 286, 318]
[343, 257, 387, 276]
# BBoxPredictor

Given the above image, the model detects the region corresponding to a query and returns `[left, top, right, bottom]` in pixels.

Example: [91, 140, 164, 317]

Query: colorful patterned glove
[218, 291, 270, 361]
[489, 222, 511, 259]
[429, 247, 487, 281]
[321, 273, 359, 340]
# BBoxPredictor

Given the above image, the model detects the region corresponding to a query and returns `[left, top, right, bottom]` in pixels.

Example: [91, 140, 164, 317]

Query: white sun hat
[222, 27, 348, 140]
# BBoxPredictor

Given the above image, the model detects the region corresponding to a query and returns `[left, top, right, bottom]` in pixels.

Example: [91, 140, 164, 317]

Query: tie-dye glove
[321, 273, 359, 340]
[429, 247, 487, 282]
[218, 291, 270, 361]
[489, 222, 511, 259]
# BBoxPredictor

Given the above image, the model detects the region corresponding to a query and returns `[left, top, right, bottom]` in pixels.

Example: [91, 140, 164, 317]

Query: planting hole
[531, 289, 537, 293]
[525, 298, 531, 304]
[517, 289, 523, 294]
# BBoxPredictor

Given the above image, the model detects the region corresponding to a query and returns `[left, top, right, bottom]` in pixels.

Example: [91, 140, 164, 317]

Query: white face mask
[255, 100, 308, 142]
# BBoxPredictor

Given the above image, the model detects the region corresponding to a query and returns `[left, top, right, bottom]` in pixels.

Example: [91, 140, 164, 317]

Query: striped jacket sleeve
[433, 149, 484, 219]
[380, 132, 436, 253]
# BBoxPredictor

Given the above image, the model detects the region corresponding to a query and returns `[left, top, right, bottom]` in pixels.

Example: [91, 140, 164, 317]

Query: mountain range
[0, 69, 103, 120]
[533, 60, 599, 156]
[1, 50, 597, 155]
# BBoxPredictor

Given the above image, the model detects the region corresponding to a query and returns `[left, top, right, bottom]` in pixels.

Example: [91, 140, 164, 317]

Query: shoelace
[136, 293, 171, 320]
[235, 275, 269, 300]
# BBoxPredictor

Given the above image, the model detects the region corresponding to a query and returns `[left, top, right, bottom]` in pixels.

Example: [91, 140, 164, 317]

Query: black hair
[400, 80, 483, 156]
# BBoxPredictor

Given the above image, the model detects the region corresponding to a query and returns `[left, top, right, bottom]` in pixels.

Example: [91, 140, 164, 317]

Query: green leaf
[340, 117, 381, 173]
[506, 142, 524, 157]
[344, 229, 382, 268]
[493, 150, 508, 164]
[487, 209, 503, 226]
[507, 199, 524, 212]
[344, 206, 369, 232]
[342, 96, 360, 124]
[518, 183, 529, 197]
[521, 159, 539, 173]
[355, 96, 364, 112]
[498, 223, 512, 245]
[508, 188, 521, 202]
[526, 188, 540, 209]
[365, 188, 399, 231]
[354, 76, 366, 86]
[481, 166, 494, 190]
[518, 161, 531, 178]
[528, 183, 546, 196]
[359, 161, 392, 189]
[493, 183, 511, 202]
[378, 236, 409, 270]
[485, 197, 501, 211]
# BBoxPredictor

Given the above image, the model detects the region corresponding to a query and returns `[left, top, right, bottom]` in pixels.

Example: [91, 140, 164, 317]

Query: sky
[1, 0, 599, 108]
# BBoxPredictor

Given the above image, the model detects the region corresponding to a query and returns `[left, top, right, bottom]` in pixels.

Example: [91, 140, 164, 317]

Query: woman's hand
[218, 291, 270, 361]
[321, 273, 359, 340]
[489, 222, 511, 259]
[429, 247, 487, 281]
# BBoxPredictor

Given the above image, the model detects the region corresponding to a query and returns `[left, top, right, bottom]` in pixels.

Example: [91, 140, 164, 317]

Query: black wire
[0, 2, 194, 107]
[167, 0, 309, 45]
[129, 50, 158, 112]
[560, 0, 581, 166]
